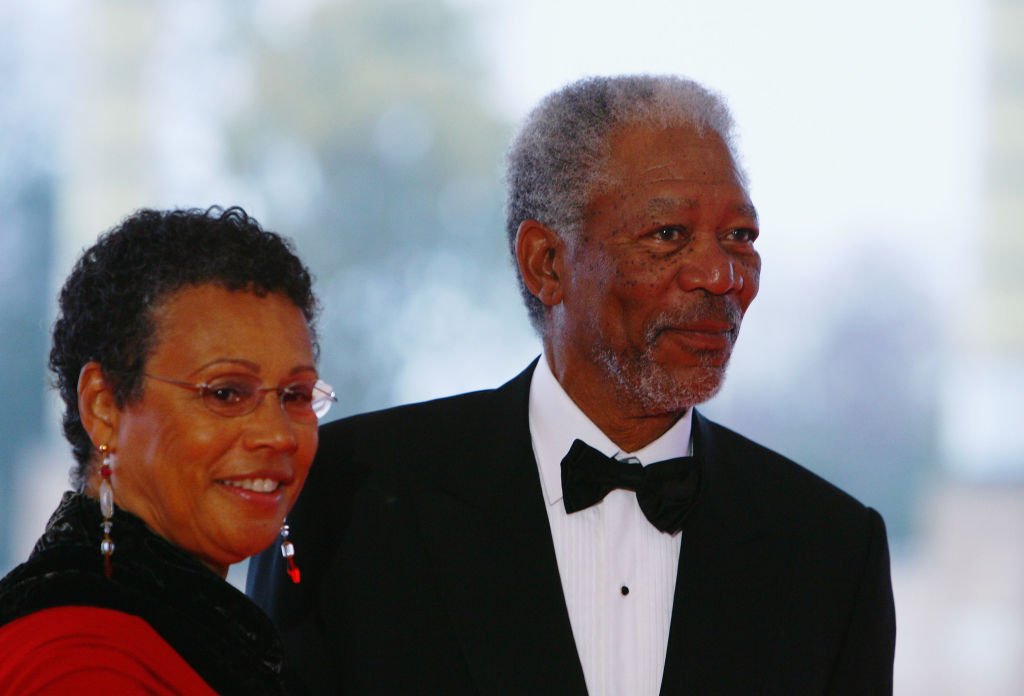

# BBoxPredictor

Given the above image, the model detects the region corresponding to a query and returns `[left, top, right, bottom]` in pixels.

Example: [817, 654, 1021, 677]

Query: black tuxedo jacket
[248, 362, 895, 695]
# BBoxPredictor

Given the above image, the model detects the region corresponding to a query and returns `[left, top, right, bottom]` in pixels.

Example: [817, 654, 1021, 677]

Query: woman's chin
[193, 525, 283, 573]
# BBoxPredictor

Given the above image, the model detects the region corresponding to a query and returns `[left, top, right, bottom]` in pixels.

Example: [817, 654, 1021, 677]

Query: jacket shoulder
[317, 361, 536, 464]
[326, 387, 501, 444]
[696, 412, 878, 527]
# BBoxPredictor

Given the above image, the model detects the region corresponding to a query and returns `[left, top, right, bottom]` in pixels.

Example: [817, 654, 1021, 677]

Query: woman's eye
[207, 382, 252, 404]
[282, 384, 315, 404]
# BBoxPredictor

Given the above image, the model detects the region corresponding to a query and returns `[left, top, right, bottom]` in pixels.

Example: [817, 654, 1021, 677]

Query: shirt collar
[528, 354, 693, 507]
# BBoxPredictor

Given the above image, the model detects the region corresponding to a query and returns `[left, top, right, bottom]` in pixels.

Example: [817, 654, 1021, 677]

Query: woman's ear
[515, 219, 565, 307]
[78, 361, 120, 450]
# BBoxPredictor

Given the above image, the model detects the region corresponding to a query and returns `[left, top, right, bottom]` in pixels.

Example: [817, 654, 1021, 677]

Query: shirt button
[620, 585, 630, 596]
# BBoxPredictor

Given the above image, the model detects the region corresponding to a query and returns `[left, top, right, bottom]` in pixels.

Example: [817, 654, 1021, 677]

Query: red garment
[0, 606, 216, 695]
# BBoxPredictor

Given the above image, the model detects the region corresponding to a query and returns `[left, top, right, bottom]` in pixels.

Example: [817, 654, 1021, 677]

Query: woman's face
[107, 285, 318, 576]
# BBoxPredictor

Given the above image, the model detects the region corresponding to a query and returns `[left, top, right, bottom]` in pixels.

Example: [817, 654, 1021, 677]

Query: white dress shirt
[528, 356, 693, 696]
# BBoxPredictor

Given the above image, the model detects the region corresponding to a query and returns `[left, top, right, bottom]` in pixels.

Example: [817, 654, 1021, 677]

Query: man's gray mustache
[644, 297, 744, 343]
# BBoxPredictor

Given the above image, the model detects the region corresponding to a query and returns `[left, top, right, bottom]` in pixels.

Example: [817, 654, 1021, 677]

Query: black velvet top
[0, 492, 290, 695]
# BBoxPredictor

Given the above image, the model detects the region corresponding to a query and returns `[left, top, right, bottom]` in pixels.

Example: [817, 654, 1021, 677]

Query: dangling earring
[279, 521, 300, 584]
[98, 444, 116, 579]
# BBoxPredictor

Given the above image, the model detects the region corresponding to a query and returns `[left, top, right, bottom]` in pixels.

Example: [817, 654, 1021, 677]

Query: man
[249, 75, 896, 695]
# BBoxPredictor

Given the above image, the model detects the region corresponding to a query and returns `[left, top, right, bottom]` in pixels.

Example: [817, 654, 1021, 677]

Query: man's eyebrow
[737, 204, 759, 221]
[645, 197, 697, 214]
[643, 198, 758, 222]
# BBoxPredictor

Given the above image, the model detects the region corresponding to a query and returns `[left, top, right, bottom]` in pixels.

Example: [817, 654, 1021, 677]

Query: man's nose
[675, 240, 744, 295]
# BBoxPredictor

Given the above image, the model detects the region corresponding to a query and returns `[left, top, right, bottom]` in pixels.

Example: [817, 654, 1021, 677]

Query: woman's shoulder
[0, 605, 216, 695]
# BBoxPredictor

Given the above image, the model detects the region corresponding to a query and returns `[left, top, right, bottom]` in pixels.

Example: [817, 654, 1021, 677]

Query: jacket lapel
[659, 410, 792, 694]
[409, 372, 791, 694]
[413, 361, 589, 695]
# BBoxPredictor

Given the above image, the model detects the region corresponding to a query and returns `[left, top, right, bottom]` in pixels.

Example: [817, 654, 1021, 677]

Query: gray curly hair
[505, 74, 745, 333]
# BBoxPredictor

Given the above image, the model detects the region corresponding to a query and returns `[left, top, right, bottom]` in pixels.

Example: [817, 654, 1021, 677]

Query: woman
[0, 207, 334, 694]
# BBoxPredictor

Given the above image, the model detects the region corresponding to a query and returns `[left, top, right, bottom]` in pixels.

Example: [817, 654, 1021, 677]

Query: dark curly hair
[50, 206, 319, 490]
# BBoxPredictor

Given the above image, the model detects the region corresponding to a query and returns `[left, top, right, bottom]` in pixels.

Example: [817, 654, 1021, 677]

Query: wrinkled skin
[525, 124, 760, 450]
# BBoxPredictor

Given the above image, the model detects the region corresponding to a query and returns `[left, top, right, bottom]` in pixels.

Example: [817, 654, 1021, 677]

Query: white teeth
[221, 478, 280, 493]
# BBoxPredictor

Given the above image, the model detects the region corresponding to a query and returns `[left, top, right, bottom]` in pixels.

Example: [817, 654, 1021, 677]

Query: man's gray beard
[590, 298, 742, 415]
[592, 342, 728, 415]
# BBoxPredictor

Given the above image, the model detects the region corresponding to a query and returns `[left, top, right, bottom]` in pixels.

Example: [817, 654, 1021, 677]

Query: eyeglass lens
[199, 376, 335, 419]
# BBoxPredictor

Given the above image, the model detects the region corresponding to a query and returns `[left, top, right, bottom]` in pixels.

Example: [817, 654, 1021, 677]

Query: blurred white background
[1, 1, 1021, 692]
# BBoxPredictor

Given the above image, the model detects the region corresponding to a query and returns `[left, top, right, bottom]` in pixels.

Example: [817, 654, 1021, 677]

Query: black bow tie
[560, 439, 701, 534]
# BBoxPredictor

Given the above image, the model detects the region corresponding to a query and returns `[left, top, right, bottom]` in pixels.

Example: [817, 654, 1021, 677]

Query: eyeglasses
[144, 373, 337, 420]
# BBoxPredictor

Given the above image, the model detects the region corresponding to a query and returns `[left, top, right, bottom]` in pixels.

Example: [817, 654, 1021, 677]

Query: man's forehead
[644, 196, 758, 221]
[641, 160, 738, 178]
[607, 123, 741, 173]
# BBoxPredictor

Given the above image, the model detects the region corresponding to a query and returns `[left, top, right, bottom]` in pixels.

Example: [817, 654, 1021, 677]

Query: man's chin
[638, 365, 726, 414]
[607, 359, 727, 415]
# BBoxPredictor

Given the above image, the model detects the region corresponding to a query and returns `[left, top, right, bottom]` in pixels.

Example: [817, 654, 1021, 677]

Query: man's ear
[515, 219, 565, 307]
[78, 361, 120, 450]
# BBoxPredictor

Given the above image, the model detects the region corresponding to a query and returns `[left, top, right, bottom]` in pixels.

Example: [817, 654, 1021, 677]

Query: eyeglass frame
[142, 373, 337, 420]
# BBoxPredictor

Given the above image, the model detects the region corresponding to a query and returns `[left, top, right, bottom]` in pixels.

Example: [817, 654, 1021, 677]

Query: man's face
[550, 123, 760, 418]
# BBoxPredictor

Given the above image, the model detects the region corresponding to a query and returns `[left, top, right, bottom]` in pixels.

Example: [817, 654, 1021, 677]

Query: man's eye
[729, 228, 759, 243]
[653, 227, 685, 242]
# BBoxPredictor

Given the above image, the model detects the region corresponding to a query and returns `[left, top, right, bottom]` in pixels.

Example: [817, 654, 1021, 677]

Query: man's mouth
[660, 327, 734, 352]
